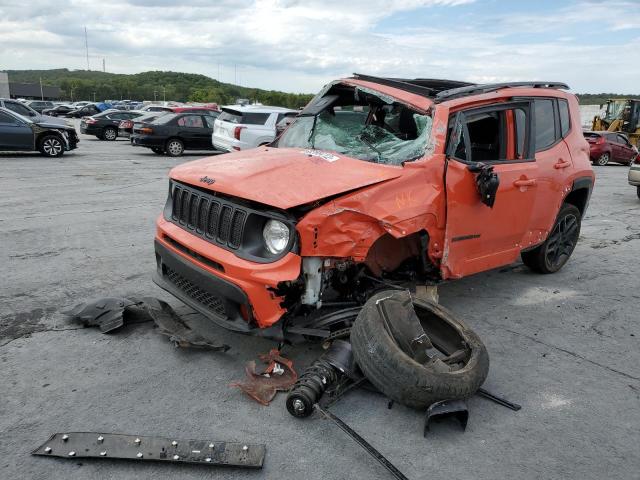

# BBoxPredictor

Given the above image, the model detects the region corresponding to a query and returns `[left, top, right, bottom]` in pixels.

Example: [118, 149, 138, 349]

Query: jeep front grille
[170, 183, 247, 249]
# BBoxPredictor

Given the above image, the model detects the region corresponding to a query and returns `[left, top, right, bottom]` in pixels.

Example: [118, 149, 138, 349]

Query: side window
[204, 116, 216, 129]
[448, 105, 530, 162]
[0, 111, 19, 124]
[177, 115, 204, 128]
[558, 99, 570, 137]
[617, 134, 629, 145]
[5, 102, 33, 117]
[534, 99, 557, 151]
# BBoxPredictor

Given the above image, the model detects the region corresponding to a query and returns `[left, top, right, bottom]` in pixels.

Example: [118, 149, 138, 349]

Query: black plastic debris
[65, 296, 229, 351]
[139, 297, 230, 352]
[65, 297, 143, 333]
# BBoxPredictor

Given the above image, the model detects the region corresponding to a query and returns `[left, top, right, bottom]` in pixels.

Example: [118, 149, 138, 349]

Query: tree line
[5, 69, 315, 108]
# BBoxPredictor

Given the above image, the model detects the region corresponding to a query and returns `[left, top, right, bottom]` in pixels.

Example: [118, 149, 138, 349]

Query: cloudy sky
[0, 0, 638, 93]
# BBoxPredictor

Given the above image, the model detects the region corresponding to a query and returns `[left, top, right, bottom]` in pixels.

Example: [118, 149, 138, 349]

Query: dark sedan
[81, 110, 144, 140]
[0, 107, 79, 156]
[130, 112, 217, 156]
[42, 104, 75, 117]
[66, 104, 103, 118]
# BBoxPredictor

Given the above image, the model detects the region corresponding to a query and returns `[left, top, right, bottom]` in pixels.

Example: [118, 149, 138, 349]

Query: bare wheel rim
[168, 141, 182, 155]
[597, 153, 609, 165]
[545, 213, 579, 269]
[43, 138, 63, 155]
[104, 128, 117, 140]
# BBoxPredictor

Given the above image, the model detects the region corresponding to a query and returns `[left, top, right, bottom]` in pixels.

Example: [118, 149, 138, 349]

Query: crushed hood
[169, 147, 403, 209]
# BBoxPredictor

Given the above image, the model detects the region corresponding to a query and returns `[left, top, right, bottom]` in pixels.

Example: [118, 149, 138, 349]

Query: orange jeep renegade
[153, 75, 595, 340]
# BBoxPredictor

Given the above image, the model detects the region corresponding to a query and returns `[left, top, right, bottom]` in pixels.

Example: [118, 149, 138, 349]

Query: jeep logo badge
[199, 176, 215, 185]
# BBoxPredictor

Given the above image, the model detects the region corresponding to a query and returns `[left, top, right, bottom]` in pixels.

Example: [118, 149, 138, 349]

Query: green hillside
[5, 69, 315, 108]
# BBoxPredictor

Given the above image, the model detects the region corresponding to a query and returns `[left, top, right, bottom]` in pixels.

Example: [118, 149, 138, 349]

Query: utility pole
[102, 58, 105, 72]
[92, 91, 96, 102]
[234, 64, 237, 85]
[162, 86, 166, 102]
[39, 77, 44, 100]
[84, 26, 90, 71]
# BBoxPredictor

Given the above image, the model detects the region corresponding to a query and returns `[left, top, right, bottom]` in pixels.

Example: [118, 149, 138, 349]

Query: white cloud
[0, 0, 637, 93]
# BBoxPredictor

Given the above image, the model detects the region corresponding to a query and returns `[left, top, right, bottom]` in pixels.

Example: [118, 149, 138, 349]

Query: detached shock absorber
[286, 340, 353, 418]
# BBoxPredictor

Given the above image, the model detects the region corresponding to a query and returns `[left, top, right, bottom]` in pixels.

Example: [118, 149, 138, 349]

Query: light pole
[162, 86, 166, 102]
[153, 90, 158, 102]
[92, 91, 96, 102]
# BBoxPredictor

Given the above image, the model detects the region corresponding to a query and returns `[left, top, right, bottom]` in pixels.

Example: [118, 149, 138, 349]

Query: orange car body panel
[155, 81, 594, 327]
[169, 147, 404, 210]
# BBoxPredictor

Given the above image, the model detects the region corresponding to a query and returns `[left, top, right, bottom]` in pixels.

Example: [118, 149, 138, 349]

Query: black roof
[351, 73, 569, 103]
[9, 82, 60, 99]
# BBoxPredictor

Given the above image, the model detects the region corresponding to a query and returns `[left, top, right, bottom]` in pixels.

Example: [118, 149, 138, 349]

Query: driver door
[441, 102, 538, 279]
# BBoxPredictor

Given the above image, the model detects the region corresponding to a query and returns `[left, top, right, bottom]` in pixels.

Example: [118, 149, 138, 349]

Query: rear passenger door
[526, 98, 574, 239]
[442, 102, 538, 278]
[175, 115, 211, 149]
[614, 134, 636, 163]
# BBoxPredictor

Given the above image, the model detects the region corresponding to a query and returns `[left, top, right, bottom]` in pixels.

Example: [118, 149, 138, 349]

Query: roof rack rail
[351, 73, 475, 98]
[435, 81, 570, 103]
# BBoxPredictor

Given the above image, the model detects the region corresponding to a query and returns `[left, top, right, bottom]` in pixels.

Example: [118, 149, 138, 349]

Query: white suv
[212, 105, 297, 151]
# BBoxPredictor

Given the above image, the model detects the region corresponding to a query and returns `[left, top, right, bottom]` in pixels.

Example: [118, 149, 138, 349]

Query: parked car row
[128, 104, 297, 156]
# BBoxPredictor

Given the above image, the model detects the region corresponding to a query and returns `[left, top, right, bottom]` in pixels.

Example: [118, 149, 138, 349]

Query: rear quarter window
[558, 99, 570, 137]
[534, 99, 557, 151]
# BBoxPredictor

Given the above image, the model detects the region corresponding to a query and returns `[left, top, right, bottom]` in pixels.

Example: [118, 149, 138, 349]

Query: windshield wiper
[356, 133, 382, 163]
[307, 114, 318, 148]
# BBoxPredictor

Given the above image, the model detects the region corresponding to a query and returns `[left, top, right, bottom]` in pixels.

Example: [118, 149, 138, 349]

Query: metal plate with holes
[31, 432, 265, 468]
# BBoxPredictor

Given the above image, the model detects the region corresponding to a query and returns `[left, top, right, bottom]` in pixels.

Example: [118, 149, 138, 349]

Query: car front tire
[596, 152, 610, 166]
[39, 135, 65, 157]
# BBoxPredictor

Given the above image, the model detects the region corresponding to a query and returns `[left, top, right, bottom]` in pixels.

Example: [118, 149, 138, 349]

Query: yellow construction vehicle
[592, 98, 640, 147]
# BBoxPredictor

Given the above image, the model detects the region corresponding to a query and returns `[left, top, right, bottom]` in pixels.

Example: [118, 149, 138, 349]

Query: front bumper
[80, 124, 102, 135]
[154, 216, 301, 332]
[629, 164, 640, 186]
[131, 134, 165, 147]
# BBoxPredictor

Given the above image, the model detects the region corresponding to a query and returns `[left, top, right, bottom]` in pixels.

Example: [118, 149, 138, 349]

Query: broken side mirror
[467, 162, 500, 208]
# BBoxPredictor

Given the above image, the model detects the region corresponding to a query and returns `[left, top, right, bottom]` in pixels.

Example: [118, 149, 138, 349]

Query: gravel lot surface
[1, 122, 638, 479]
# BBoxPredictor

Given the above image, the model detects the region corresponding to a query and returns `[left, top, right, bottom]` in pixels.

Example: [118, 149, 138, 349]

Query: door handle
[554, 159, 571, 169]
[514, 179, 536, 187]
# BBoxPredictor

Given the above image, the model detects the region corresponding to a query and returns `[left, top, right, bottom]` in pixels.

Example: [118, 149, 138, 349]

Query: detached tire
[350, 291, 489, 409]
[521, 203, 581, 274]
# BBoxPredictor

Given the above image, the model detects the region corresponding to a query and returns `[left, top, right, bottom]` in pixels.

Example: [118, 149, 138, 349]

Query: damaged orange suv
[153, 74, 595, 340]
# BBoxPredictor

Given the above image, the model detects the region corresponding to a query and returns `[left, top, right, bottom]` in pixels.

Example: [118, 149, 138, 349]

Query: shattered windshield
[277, 84, 432, 165]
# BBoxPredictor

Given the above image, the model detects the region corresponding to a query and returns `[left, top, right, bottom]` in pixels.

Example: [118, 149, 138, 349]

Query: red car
[584, 131, 638, 166]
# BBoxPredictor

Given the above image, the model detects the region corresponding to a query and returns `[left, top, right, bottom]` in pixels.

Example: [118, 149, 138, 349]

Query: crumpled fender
[297, 161, 446, 263]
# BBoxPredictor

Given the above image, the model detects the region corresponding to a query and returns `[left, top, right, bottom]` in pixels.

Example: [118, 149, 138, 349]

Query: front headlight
[263, 219, 290, 254]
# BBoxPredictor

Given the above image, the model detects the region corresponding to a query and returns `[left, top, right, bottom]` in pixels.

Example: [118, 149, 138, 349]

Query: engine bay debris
[231, 349, 297, 405]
